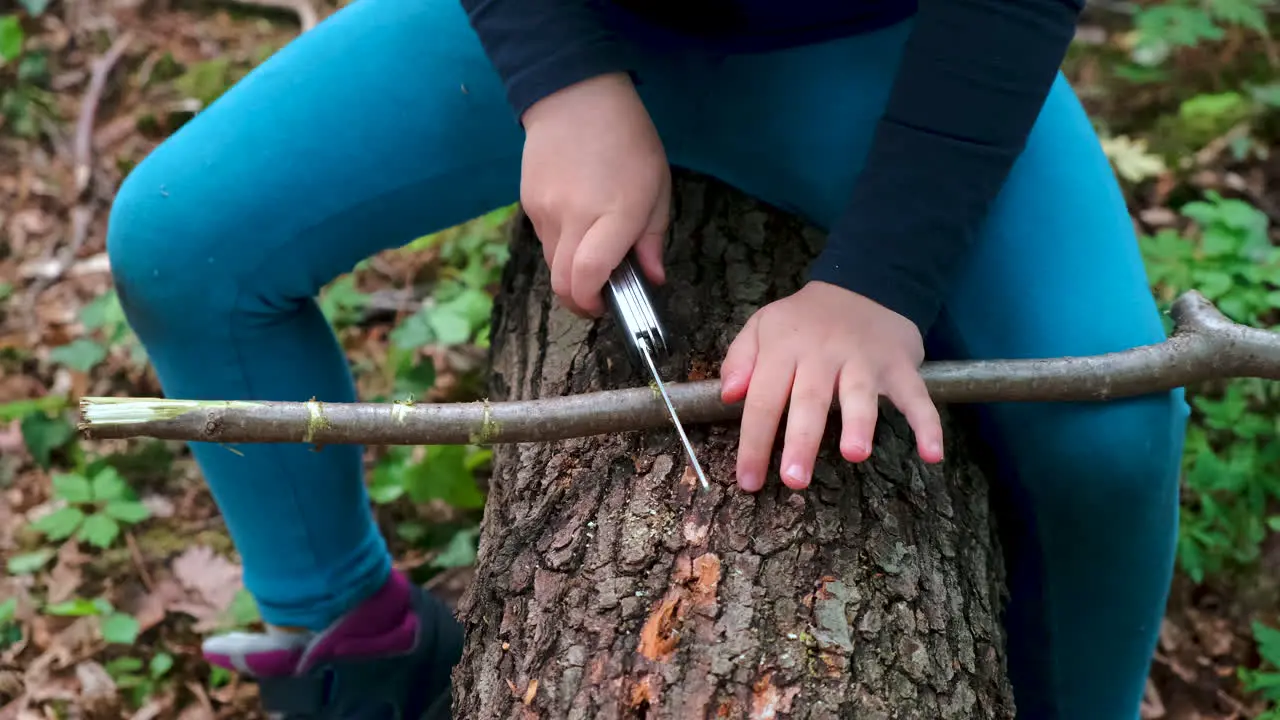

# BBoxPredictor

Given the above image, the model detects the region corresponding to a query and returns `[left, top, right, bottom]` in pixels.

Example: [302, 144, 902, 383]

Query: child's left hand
[719, 281, 944, 493]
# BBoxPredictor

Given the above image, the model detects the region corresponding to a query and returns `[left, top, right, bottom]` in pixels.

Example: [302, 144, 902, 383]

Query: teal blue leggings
[105, 0, 1189, 716]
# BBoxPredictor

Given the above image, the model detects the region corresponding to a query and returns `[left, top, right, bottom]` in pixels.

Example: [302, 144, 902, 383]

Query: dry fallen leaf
[170, 545, 244, 631]
[44, 541, 88, 606]
[0, 422, 25, 456]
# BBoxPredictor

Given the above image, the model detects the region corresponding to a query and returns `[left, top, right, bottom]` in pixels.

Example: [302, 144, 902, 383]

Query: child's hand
[520, 72, 670, 317]
[720, 281, 944, 493]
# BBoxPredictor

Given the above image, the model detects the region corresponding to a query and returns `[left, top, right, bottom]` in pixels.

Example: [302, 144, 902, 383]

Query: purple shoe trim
[205, 647, 305, 677]
[296, 570, 421, 674]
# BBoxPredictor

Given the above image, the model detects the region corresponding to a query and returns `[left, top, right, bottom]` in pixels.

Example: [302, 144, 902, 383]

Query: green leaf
[1253, 620, 1280, 667]
[0, 598, 17, 624]
[90, 466, 129, 502]
[18, 0, 52, 15]
[149, 652, 174, 678]
[1134, 4, 1223, 48]
[6, 548, 54, 575]
[0, 15, 23, 64]
[52, 473, 93, 503]
[389, 310, 434, 350]
[392, 357, 436, 399]
[31, 506, 85, 540]
[1195, 268, 1234, 299]
[431, 527, 479, 569]
[404, 445, 486, 509]
[367, 477, 405, 504]
[1208, 0, 1268, 32]
[1200, 228, 1242, 257]
[77, 513, 121, 548]
[106, 656, 144, 676]
[44, 597, 103, 617]
[100, 613, 140, 645]
[226, 589, 261, 628]
[174, 57, 234, 106]
[318, 275, 370, 326]
[425, 306, 472, 346]
[79, 291, 121, 332]
[20, 411, 75, 469]
[103, 500, 150, 524]
[48, 338, 107, 373]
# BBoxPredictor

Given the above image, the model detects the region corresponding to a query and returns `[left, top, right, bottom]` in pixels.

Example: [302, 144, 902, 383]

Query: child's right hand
[520, 72, 670, 317]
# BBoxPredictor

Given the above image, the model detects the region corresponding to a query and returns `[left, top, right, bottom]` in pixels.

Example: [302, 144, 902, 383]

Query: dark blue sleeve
[460, 0, 634, 119]
[807, 0, 1086, 334]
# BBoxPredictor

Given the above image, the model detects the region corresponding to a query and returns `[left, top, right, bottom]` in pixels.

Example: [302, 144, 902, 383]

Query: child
[104, 0, 1190, 717]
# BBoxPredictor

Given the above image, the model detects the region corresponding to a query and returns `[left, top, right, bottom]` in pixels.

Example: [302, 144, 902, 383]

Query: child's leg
[106, 0, 527, 631]
[684, 20, 1187, 718]
[925, 73, 1188, 719]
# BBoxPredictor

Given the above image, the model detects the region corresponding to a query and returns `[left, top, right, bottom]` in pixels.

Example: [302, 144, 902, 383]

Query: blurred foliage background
[2, 0, 1280, 717]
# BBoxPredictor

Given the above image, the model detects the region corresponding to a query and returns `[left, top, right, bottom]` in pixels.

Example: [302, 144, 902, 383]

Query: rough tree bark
[452, 170, 1012, 720]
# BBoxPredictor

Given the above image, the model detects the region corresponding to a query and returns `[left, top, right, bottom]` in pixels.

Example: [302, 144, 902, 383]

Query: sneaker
[201, 569, 463, 719]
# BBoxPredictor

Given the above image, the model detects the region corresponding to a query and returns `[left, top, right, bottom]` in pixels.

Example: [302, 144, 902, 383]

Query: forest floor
[2, 0, 1279, 718]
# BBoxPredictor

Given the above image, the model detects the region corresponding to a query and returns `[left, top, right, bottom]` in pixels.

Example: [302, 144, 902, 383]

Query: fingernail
[844, 441, 868, 460]
[785, 464, 809, 485]
[737, 470, 760, 492]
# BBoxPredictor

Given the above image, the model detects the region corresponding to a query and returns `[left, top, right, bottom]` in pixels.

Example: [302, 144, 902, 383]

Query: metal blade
[638, 340, 709, 491]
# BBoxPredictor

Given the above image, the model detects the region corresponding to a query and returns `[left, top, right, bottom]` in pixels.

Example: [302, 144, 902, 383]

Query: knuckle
[792, 384, 831, 409]
[572, 247, 611, 281]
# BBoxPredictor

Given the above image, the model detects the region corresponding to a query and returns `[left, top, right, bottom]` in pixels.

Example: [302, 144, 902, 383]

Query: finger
[837, 361, 879, 463]
[634, 230, 666, 286]
[735, 350, 795, 493]
[780, 358, 838, 490]
[884, 366, 944, 463]
[635, 185, 670, 286]
[550, 229, 587, 317]
[719, 314, 759, 404]
[572, 213, 646, 317]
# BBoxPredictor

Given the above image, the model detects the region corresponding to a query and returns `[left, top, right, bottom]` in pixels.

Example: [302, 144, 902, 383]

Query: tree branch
[78, 291, 1280, 447]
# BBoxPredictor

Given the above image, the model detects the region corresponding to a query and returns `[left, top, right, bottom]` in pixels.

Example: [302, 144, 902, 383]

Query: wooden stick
[78, 291, 1280, 447]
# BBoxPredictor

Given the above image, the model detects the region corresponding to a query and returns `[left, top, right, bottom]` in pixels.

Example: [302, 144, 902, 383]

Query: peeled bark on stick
[451, 170, 1012, 719]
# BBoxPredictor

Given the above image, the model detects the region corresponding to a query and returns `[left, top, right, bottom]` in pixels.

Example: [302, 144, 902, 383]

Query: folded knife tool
[605, 255, 710, 491]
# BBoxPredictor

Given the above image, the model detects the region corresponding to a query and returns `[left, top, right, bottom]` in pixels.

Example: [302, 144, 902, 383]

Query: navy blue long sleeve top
[459, 0, 1085, 335]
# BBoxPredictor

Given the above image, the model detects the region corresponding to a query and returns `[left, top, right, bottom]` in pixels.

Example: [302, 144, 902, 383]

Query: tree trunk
[452, 170, 1014, 720]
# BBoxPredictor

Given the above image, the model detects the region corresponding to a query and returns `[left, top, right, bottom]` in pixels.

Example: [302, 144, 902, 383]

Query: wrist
[521, 72, 637, 129]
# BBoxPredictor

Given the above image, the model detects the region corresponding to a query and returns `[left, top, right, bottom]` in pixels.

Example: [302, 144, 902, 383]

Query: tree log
[451, 170, 1013, 719]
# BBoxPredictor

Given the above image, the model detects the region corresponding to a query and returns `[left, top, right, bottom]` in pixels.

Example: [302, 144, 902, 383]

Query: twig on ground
[223, 0, 318, 32]
[23, 32, 133, 342]
[78, 291, 1280, 447]
[74, 31, 133, 197]
[125, 531, 154, 592]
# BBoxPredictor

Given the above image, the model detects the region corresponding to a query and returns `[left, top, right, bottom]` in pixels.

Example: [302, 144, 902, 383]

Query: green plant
[1141, 191, 1280, 582]
[106, 652, 175, 708]
[0, 7, 55, 138]
[1131, 0, 1270, 56]
[42, 596, 141, 645]
[0, 597, 20, 651]
[1239, 620, 1280, 718]
[47, 290, 147, 374]
[28, 466, 151, 549]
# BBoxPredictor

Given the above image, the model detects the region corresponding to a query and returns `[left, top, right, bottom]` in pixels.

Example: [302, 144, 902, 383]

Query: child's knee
[997, 389, 1190, 510]
[107, 144, 235, 328]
